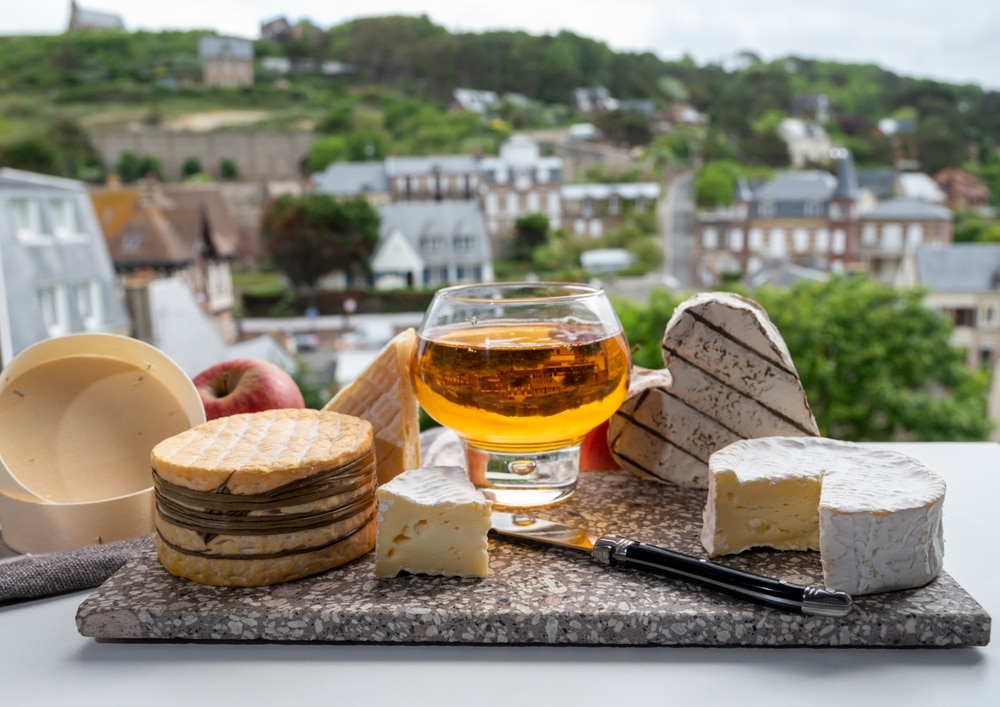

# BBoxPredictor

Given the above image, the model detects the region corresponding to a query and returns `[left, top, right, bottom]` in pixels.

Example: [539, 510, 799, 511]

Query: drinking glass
[411, 282, 631, 507]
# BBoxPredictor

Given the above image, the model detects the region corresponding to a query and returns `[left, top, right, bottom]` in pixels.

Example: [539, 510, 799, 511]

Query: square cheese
[375, 466, 492, 578]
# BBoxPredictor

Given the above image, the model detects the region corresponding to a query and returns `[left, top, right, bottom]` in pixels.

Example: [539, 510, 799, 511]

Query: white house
[370, 201, 494, 290]
[0, 168, 131, 365]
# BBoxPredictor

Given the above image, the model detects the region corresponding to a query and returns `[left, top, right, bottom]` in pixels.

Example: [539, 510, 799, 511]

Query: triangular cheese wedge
[323, 328, 420, 485]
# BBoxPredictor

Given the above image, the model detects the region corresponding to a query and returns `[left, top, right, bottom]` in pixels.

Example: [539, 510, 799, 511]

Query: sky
[2, 0, 999, 90]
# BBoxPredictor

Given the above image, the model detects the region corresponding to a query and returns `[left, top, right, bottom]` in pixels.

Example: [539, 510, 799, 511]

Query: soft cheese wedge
[611, 292, 819, 489]
[702, 436, 946, 595]
[375, 466, 492, 578]
[324, 327, 420, 485]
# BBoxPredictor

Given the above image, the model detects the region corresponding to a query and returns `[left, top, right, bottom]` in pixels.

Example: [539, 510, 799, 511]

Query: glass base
[465, 443, 580, 508]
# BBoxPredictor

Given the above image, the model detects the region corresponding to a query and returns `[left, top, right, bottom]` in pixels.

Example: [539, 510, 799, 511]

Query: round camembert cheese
[701, 436, 945, 595]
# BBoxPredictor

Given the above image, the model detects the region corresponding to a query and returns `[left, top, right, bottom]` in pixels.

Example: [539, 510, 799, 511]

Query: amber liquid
[412, 323, 630, 452]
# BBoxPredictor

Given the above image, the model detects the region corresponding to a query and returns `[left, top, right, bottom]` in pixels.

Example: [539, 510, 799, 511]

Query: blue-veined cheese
[374, 466, 492, 578]
[702, 436, 945, 595]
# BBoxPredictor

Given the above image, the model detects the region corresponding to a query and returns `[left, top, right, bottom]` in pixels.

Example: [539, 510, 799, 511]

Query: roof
[384, 155, 480, 176]
[857, 168, 898, 199]
[452, 88, 499, 114]
[313, 162, 389, 195]
[376, 201, 491, 267]
[754, 170, 837, 202]
[161, 185, 240, 256]
[197, 36, 254, 60]
[70, 3, 125, 30]
[898, 172, 946, 203]
[91, 182, 239, 266]
[914, 244, 1000, 292]
[860, 197, 952, 221]
[831, 151, 859, 200]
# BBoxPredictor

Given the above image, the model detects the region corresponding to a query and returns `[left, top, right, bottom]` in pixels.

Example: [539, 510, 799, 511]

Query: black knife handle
[592, 534, 852, 617]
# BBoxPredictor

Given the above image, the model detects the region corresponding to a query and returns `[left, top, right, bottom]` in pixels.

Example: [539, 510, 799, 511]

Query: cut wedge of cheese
[324, 328, 420, 485]
[374, 466, 492, 578]
[612, 292, 819, 489]
[702, 436, 946, 595]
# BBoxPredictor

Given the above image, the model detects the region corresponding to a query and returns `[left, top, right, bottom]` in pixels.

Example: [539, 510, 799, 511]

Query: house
[777, 118, 834, 168]
[479, 134, 564, 244]
[901, 243, 1000, 440]
[313, 162, 391, 205]
[0, 168, 130, 366]
[935, 168, 992, 212]
[259, 16, 294, 43]
[694, 152, 953, 285]
[369, 201, 493, 290]
[897, 173, 946, 203]
[89, 179, 240, 344]
[198, 36, 254, 88]
[67, 1, 124, 31]
[451, 89, 500, 115]
[385, 155, 481, 203]
[573, 87, 619, 113]
[561, 182, 660, 238]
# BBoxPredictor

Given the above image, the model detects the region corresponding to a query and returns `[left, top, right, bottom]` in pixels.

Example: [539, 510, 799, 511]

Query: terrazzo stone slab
[76, 471, 991, 647]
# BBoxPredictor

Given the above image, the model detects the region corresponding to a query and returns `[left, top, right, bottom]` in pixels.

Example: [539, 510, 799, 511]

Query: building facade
[0, 168, 130, 365]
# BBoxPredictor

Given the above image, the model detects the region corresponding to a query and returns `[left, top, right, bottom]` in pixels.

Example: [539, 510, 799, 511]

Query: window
[11, 198, 44, 241]
[526, 192, 540, 213]
[73, 281, 102, 329]
[793, 228, 809, 253]
[861, 223, 878, 247]
[815, 228, 830, 251]
[582, 197, 593, 218]
[829, 203, 843, 220]
[728, 228, 744, 251]
[38, 285, 69, 336]
[758, 200, 775, 217]
[454, 235, 474, 252]
[832, 229, 846, 254]
[749, 228, 764, 251]
[49, 199, 80, 240]
[882, 224, 903, 251]
[804, 201, 822, 217]
[768, 228, 787, 258]
[609, 195, 621, 215]
[485, 193, 498, 215]
[702, 227, 719, 250]
[546, 191, 560, 215]
[506, 192, 519, 215]
[906, 223, 923, 249]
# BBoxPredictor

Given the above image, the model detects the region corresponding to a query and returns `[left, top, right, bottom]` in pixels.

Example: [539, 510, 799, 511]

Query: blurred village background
[1, 2, 999, 442]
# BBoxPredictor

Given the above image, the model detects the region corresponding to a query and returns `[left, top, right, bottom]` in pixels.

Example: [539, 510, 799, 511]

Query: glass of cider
[412, 282, 631, 507]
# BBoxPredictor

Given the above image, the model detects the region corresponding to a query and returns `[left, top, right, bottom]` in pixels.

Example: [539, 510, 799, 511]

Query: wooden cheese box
[76, 471, 990, 647]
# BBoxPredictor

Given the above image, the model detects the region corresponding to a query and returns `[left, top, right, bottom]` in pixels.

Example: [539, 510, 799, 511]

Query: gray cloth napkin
[0, 534, 153, 603]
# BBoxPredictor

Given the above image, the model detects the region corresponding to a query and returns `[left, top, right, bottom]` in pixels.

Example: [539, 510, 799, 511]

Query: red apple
[193, 358, 305, 420]
[579, 419, 622, 471]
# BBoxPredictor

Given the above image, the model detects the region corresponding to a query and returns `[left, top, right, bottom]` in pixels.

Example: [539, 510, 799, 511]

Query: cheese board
[76, 470, 990, 647]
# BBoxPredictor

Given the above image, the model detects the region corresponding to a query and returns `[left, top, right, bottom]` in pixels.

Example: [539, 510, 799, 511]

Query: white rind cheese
[611, 292, 819, 489]
[375, 466, 492, 578]
[702, 436, 946, 595]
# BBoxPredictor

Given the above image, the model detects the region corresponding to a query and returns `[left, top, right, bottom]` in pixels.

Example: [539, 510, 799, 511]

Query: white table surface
[2, 442, 997, 707]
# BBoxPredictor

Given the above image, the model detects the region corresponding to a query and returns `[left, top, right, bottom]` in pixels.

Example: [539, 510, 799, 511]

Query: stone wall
[90, 130, 316, 182]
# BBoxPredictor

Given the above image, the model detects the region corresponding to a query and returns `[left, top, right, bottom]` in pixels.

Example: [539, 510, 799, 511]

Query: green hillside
[1, 15, 998, 189]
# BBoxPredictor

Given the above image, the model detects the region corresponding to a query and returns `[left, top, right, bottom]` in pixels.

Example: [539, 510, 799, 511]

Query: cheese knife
[490, 511, 853, 618]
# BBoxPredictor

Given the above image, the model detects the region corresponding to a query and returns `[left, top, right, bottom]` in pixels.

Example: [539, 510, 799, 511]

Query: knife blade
[490, 511, 852, 618]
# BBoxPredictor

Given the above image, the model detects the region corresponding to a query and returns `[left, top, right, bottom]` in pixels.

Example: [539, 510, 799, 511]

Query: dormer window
[11, 198, 45, 241]
[758, 200, 775, 217]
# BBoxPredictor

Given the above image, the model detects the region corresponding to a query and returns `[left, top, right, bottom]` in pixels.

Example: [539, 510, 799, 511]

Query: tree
[613, 276, 991, 442]
[181, 156, 202, 179]
[219, 157, 239, 181]
[261, 194, 381, 293]
[0, 136, 60, 175]
[512, 213, 550, 260]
